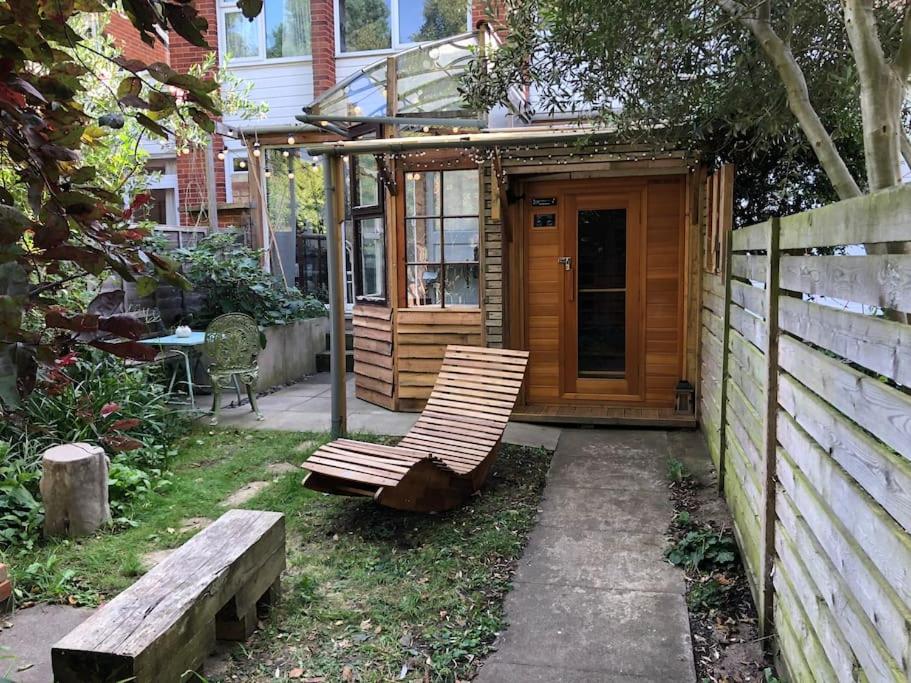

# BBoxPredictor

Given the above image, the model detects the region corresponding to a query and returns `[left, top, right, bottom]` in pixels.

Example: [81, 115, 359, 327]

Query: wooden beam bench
[52, 509, 285, 683]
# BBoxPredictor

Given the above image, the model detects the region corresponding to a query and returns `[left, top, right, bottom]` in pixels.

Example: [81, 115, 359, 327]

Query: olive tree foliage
[465, 0, 911, 219]
[0, 0, 264, 408]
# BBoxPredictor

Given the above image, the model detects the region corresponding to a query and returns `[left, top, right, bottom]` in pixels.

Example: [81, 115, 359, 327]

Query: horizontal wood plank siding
[395, 309, 483, 405]
[353, 306, 394, 408]
[701, 185, 911, 682]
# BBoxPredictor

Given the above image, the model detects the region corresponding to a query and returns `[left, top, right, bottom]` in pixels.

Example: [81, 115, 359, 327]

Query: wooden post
[40, 443, 110, 537]
[758, 216, 781, 637]
[204, 137, 219, 233]
[716, 171, 734, 494]
[323, 153, 347, 438]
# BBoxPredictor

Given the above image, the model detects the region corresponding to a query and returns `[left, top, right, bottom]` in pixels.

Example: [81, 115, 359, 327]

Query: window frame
[350, 154, 387, 304]
[218, 0, 314, 66]
[224, 150, 250, 205]
[400, 161, 481, 309]
[334, 0, 472, 57]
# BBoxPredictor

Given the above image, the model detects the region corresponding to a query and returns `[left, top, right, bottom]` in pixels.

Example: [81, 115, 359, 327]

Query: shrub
[175, 233, 326, 326]
[0, 350, 187, 548]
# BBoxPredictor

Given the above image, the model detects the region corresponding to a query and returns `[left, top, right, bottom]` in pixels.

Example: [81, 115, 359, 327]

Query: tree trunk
[715, 0, 862, 201]
[843, 0, 902, 191]
[40, 443, 111, 537]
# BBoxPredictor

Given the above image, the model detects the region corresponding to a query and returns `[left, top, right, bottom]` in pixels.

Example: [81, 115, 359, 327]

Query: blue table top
[139, 331, 207, 346]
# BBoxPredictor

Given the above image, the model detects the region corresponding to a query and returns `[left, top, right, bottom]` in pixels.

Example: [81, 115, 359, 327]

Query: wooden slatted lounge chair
[302, 345, 530, 512]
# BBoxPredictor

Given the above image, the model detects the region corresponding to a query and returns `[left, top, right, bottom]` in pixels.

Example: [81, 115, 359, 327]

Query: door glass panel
[578, 208, 626, 376]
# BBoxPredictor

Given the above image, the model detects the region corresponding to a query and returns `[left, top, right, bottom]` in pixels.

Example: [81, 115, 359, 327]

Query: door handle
[558, 257, 575, 302]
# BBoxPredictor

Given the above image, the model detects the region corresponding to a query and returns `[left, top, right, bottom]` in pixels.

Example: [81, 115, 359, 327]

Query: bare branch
[715, 0, 862, 199]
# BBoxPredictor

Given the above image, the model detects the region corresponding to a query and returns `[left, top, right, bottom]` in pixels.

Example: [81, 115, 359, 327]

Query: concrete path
[0, 604, 94, 682]
[476, 429, 697, 683]
[208, 373, 563, 450]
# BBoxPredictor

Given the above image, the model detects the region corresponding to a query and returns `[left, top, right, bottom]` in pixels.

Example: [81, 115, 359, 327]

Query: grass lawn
[6, 428, 553, 682]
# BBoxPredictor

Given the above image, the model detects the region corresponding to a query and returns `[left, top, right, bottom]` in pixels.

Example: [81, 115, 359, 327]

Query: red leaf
[98, 313, 147, 341]
[110, 417, 141, 431]
[101, 434, 144, 452]
[46, 310, 99, 332]
[90, 339, 158, 362]
[100, 401, 120, 417]
[55, 351, 77, 367]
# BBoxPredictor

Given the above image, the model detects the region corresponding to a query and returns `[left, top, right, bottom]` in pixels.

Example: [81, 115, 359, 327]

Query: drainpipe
[322, 152, 347, 438]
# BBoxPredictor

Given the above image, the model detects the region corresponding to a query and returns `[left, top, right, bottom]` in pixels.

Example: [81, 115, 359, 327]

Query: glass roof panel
[306, 28, 527, 131]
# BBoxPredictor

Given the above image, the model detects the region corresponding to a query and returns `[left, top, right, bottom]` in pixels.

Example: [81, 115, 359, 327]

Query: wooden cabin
[289, 29, 732, 428]
[301, 131, 729, 428]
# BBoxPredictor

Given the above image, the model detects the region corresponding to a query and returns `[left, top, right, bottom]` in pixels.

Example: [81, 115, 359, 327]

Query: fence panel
[700, 184, 911, 681]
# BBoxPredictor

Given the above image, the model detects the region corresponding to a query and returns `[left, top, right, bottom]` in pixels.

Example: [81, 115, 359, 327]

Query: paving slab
[0, 604, 94, 682]
[514, 524, 683, 594]
[502, 422, 562, 450]
[536, 484, 674, 534]
[546, 444, 668, 491]
[482, 584, 694, 680]
[477, 428, 695, 683]
[219, 480, 270, 507]
[476, 662, 657, 682]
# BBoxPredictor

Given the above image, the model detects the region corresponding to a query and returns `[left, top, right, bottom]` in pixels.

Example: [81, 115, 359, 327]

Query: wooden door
[563, 189, 643, 399]
[523, 178, 647, 404]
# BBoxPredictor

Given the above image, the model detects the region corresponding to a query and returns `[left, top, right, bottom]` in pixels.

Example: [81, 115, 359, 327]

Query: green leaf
[134, 112, 169, 139]
[116, 76, 143, 100]
[135, 276, 158, 297]
[189, 108, 215, 133]
[0, 205, 32, 245]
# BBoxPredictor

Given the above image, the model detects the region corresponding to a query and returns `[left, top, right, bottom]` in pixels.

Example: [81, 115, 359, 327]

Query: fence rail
[700, 184, 911, 682]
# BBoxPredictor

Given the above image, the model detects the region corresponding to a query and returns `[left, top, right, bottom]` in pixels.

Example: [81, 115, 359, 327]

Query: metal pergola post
[322, 153, 347, 438]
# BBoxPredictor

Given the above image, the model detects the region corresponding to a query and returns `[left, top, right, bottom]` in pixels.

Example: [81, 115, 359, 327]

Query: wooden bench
[303, 345, 530, 512]
[52, 509, 285, 683]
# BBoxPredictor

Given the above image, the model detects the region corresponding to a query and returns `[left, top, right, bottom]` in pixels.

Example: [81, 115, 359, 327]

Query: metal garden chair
[205, 313, 264, 425]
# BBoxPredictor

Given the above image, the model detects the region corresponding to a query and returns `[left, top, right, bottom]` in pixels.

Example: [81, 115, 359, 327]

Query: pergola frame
[314, 126, 623, 438]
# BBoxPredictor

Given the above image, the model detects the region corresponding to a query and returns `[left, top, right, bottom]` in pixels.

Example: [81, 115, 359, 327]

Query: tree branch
[715, 0, 862, 199]
[844, 0, 902, 190]
[900, 130, 911, 169]
[894, 3, 911, 80]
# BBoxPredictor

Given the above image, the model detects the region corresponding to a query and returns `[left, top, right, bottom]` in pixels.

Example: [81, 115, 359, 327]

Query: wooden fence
[700, 185, 911, 682]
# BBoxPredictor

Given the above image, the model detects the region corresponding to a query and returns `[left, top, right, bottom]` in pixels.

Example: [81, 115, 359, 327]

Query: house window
[222, 0, 311, 62]
[227, 154, 250, 204]
[138, 159, 178, 226]
[338, 0, 469, 54]
[351, 155, 386, 302]
[405, 169, 479, 308]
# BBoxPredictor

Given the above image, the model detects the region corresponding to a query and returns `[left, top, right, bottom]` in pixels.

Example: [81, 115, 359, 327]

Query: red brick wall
[167, 0, 230, 225]
[472, 0, 507, 29]
[311, 0, 336, 96]
[105, 13, 169, 64]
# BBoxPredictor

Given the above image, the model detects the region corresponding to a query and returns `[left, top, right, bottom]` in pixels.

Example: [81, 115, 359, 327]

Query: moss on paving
[8, 428, 553, 682]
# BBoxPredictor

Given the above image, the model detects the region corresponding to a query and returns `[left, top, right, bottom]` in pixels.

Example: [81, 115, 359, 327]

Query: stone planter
[192, 317, 328, 393]
[254, 317, 329, 391]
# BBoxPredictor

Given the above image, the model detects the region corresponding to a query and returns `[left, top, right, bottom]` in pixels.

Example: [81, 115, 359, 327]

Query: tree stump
[40, 443, 111, 537]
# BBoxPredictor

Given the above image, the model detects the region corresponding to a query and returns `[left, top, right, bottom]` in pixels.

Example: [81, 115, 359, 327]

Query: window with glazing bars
[404, 169, 479, 307]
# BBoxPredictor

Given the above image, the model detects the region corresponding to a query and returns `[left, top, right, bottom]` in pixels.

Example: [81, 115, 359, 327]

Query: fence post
[759, 216, 781, 638]
[716, 219, 734, 494]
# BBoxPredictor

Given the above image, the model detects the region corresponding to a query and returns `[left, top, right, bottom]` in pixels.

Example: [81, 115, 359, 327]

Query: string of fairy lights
[179, 125, 698, 200]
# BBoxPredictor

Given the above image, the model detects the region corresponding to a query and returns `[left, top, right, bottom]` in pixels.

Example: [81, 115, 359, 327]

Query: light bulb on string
[287, 135, 296, 145]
